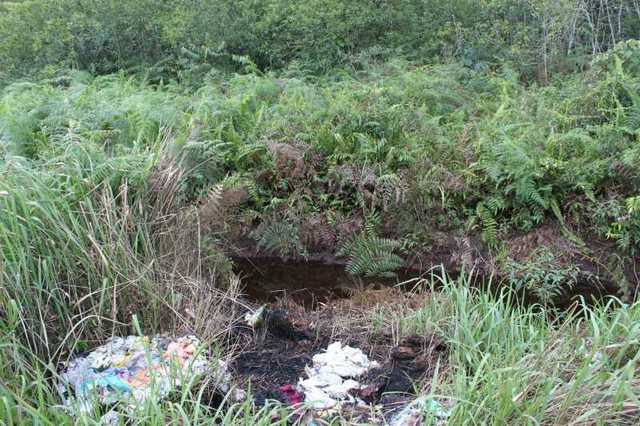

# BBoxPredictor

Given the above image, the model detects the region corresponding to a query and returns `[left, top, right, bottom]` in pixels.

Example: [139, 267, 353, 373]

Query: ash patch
[230, 305, 447, 419]
[231, 309, 328, 404]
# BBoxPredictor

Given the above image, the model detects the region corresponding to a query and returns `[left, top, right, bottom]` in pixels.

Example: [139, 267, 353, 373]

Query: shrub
[503, 247, 582, 305]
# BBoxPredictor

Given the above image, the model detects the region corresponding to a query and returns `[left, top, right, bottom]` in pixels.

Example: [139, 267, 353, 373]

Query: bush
[2, 0, 640, 82]
[503, 248, 581, 305]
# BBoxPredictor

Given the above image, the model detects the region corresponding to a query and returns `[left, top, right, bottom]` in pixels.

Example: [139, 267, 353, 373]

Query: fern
[362, 209, 381, 237]
[475, 196, 505, 248]
[128, 110, 158, 145]
[251, 219, 306, 258]
[504, 247, 581, 306]
[375, 173, 405, 211]
[338, 235, 404, 278]
[476, 204, 498, 248]
[607, 196, 640, 255]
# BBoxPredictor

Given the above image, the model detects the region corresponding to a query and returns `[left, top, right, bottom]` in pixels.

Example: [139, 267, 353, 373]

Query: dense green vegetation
[3, 0, 640, 82]
[1, 0, 640, 424]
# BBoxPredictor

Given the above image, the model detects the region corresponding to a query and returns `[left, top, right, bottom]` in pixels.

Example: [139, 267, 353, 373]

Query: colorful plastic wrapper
[57, 335, 224, 415]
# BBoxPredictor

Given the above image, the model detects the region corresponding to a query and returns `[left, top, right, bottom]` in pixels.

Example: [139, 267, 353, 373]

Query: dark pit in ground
[225, 254, 623, 422]
[228, 256, 450, 418]
[233, 256, 419, 306]
[233, 255, 619, 313]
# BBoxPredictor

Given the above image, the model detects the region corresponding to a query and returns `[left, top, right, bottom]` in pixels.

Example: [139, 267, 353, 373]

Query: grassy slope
[0, 53, 639, 423]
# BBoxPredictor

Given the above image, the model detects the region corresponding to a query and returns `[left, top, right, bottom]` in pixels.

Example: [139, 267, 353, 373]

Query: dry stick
[111, 182, 130, 339]
[633, 0, 640, 20]
[53, 315, 127, 363]
[568, 0, 580, 55]
[603, 0, 616, 45]
[542, 11, 549, 84]
[580, 0, 599, 56]
[617, 0, 623, 36]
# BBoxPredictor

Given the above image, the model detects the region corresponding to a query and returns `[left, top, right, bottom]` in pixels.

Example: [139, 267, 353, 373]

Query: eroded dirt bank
[231, 222, 629, 310]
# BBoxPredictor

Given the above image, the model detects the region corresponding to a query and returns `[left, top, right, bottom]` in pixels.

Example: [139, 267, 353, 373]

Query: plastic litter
[245, 305, 266, 327]
[389, 396, 450, 426]
[297, 342, 380, 410]
[58, 335, 228, 416]
[99, 409, 119, 426]
[278, 384, 302, 405]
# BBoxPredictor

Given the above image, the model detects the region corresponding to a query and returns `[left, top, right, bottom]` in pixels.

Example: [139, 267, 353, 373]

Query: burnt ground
[223, 220, 633, 422]
[227, 288, 448, 422]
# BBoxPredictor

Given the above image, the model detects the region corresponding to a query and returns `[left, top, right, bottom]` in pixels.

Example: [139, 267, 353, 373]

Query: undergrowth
[0, 36, 640, 425]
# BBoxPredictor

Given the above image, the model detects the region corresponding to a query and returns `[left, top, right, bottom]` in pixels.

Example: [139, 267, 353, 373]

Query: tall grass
[0, 110, 241, 424]
[399, 274, 640, 424]
[4, 268, 640, 424]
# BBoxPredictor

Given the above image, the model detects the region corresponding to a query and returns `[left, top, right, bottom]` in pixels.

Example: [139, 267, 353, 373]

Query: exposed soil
[228, 289, 447, 422]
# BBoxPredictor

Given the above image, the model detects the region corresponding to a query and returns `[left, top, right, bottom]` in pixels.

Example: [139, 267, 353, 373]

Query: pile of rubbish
[292, 342, 450, 424]
[297, 341, 380, 410]
[57, 330, 450, 424]
[57, 335, 231, 417]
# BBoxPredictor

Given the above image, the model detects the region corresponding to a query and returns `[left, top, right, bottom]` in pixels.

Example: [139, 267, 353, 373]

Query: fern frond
[476, 204, 499, 248]
[339, 235, 404, 277]
[251, 219, 305, 258]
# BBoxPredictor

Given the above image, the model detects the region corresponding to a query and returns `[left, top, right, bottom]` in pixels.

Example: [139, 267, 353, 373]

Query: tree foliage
[2, 0, 640, 82]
